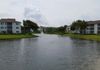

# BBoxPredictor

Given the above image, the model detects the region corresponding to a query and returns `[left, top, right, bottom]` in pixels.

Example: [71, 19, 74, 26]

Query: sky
[0, 0, 100, 27]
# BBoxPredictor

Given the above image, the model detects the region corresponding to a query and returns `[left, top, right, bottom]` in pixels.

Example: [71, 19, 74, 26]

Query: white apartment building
[86, 20, 100, 34]
[0, 19, 21, 34]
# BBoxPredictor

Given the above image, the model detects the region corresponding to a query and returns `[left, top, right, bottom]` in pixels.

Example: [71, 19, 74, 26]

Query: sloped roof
[0, 19, 21, 23]
[0, 19, 15, 23]
[87, 20, 100, 24]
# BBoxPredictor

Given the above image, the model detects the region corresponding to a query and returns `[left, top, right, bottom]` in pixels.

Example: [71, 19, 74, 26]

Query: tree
[77, 20, 87, 30]
[71, 20, 87, 34]
[23, 20, 39, 33]
[58, 25, 67, 33]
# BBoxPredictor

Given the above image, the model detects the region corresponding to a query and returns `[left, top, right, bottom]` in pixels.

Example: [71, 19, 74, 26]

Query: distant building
[86, 20, 100, 34]
[66, 26, 71, 32]
[0, 18, 21, 34]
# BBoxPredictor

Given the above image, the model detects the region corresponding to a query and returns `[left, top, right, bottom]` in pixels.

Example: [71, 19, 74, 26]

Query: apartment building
[0, 18, 21, 34]
[86, 20, 100, 34]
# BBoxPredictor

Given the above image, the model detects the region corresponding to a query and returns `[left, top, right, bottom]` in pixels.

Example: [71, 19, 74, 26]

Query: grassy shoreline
[64, 34, 100, 41]
[0, 34, 38, 40]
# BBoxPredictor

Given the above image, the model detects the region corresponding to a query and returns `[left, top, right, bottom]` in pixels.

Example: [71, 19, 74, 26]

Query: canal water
[0, 34, 100, 70]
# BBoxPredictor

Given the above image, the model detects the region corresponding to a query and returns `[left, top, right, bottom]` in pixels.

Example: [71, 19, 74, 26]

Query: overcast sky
[0, 0, 100, 27]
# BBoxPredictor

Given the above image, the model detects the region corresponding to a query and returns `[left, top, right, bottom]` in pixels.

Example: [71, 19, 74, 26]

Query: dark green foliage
[44, 27, 58, 34]
[71, 20, 87, 34]
[43, 25, 67, 34]
[23, 20, 39, 33]
[71, 20, 87, 30]
[58, 25, 67, 33]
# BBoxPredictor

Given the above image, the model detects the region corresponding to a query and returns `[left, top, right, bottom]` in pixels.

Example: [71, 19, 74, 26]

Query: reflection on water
[0, 34, 100, 70]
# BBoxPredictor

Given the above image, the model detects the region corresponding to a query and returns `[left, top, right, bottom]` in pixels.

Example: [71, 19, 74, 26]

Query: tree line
[43, 20, 88, 34]
[42, 25, 67, 34]
[21, 19, 88, 34]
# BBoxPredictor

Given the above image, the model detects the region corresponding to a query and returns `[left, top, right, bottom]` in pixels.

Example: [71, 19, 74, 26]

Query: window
[16, 23, 19, 25]
[98, 24, 100, 26]
[90, 28, 94, 30]
[1, 23, 4, 25]
[1, 31, 6, 33]
[90, 31, 94, 34]
[98, 31, 100, 34]
[8, 27, 12, 29]
[16, 31, 19, 33]
[16, 27, 19, 29]
[98, 27, 100, 30]
[1, 27, 4, 29]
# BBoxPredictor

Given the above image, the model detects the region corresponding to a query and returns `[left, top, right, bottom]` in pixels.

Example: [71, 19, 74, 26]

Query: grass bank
[64, 34, 100, 41]
[0, 34, 38, 40]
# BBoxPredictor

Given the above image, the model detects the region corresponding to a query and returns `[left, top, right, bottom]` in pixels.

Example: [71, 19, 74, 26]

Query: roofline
[0, 18, 21, 23]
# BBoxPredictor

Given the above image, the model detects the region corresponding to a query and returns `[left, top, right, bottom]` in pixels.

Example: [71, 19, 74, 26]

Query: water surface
[0, 34, 100, 70]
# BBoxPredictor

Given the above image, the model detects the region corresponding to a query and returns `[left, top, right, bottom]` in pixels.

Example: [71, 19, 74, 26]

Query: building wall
[86, 24, 100, 34]
[0, 22, 7, 33]
[12, 22, 21, 33]
[94, 24, 98, 34]
[98, 24, 100, 34]
[0, 22, 21, 34]
[86, 24, 95, 34]
[66, 26, 71, 32]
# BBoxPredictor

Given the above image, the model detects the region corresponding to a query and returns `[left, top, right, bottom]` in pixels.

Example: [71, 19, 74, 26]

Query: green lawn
[64, 34, 100, 41]
[0, 34, 37, 40]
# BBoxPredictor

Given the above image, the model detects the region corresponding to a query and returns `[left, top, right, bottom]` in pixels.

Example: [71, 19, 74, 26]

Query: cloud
[24, 8, 48, 26]
[0, 0, 100, 26]
[38, 0, 100, 26]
